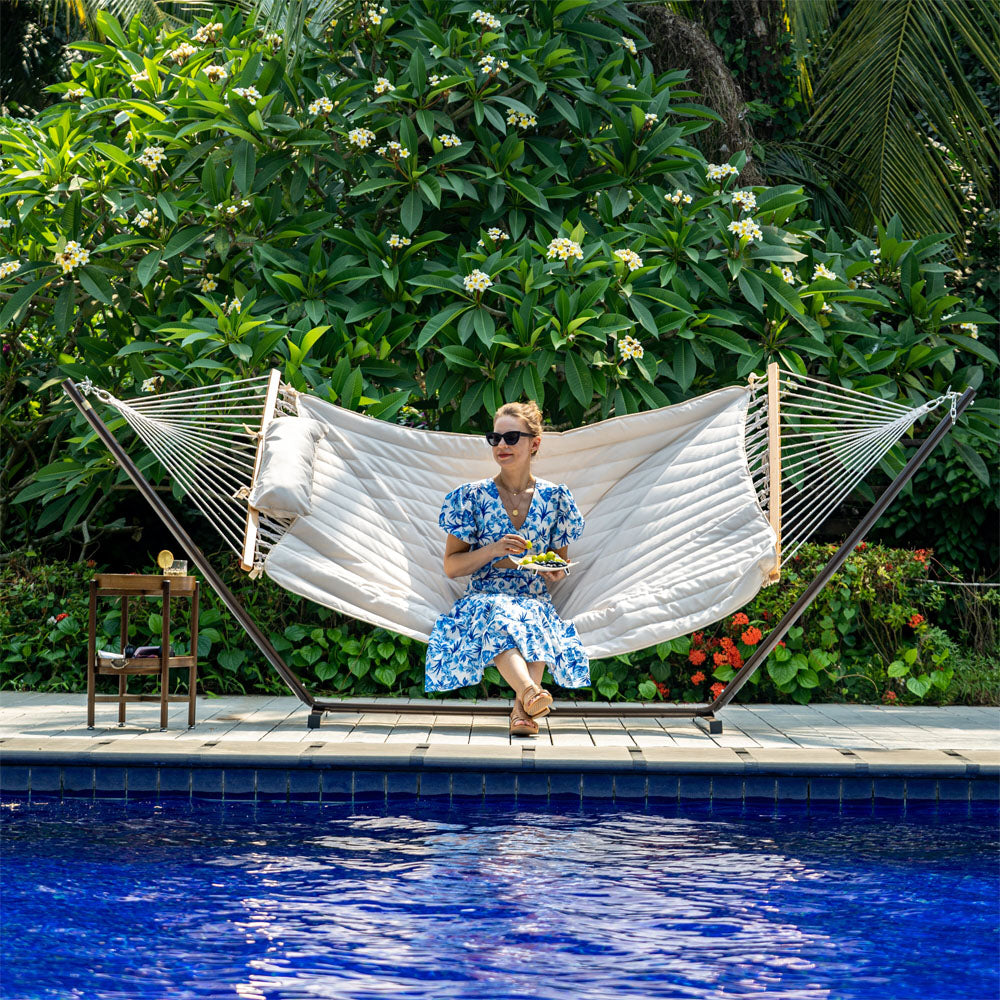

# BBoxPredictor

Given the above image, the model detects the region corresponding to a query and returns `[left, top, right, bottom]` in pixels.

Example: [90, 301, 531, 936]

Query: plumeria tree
[0, 0, 995, 560]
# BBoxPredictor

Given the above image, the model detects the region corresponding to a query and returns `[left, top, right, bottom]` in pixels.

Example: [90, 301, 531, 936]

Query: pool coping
[2, 740, 998, 805]
[1, 739, 998, 776]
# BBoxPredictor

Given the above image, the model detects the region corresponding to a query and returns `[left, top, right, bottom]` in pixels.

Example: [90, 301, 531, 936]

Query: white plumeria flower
[0, 260, 21, 279]
[373, 77, 395, 95]
[471, 9, 501, 30]
[204, 64, 227, 83]
[54, 241, 90, 274]
[264, 32, 282, 51]
[619, 334, 644, 359]
[198, 276, 218, 292]
[428, 74, 442, 86]
[547, 236, 583, 261]
[141, 377, 162, 392]
[130, 70, 149, 85]
[666, 189, 693, 206]
[644, 113, 658, 126]
[134, 208, 158, 228]
[727, 218, 763, 242]
[506, 109, 537, 128]
[0, 218, 10, 229]
[439, 133, 461, 148]
[386, 234, 412, 248]
[168, 42, 196, 64]
[707, 163, 739, 181]
[64, 87, 85, 100]
[781, 267, 796, 284]
[821, 302, 833, 314]
[614, 248, 643, 271]
[383, 140, 410, 159]
[224, 296, 241, 314]
[309, 96, 334, 115]
[194, 22, 223, 43]
[348, 128, 377, 148]
[731, 190, 756, 211]
[960, 322, 979, 338]
[476, 228, 509, 247]
[621, 36, 637, 56]
[463, 269, 493, 293]
[233, 86, 262, 102]
[812, 262, 837, 281]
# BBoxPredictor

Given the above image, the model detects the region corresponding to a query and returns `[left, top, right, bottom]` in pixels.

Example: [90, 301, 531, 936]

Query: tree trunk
[636, 6, 763, 183]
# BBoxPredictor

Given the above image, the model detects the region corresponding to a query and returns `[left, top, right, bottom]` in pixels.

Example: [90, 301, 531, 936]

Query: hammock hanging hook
[75, 379, 117, 407]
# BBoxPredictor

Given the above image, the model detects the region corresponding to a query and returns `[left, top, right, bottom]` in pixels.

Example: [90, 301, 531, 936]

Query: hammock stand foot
[307, 710, 323, 730]
[694, 715, 723, 736]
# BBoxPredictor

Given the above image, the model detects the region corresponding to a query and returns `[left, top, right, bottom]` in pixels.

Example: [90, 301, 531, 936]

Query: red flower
[713, 652, 728, 667]
[656, 682, 670, 697]
[762, 610, 772, 621]
[688, 649, 707, 666]
[709, 682, 726, 699]
[883, 690, 898, 703]
[855, 542, 867, 552]
[727, 649, 743, 669]
[913, 549, 929, 565]
[731, 612, 750, 627]
[720, 636, 735, 651]
[85, 559, 96, 568]
[908, 613, 925, 628]
[777, 640, 786, 647]
[691, 631, 704, 646]
[708, 637, 720, 648]
[54, 613, 69, 622]
[690, 671, 706, 685]
[741, 626, 763, 645]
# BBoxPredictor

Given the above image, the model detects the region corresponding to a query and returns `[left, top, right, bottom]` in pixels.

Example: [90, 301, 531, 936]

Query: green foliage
[806, 0, 1000, 253]
[1, 2, 996, 560]
[3, 544, 993, 706]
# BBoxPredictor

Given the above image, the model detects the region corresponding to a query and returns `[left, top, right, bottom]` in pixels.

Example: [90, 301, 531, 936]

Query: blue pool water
[1, 798, 997, 1000]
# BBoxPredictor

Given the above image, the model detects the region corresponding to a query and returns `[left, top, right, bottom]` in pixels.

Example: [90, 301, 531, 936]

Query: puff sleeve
[550, 484, 584, 547]
[439, 483, 479, 544]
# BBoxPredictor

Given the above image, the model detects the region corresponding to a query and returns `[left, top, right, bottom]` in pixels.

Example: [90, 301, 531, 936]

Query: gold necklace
[496, 477, 534, 517]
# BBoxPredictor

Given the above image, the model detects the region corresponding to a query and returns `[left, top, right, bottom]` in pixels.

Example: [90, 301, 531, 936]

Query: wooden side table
[87, 573, 199, 730]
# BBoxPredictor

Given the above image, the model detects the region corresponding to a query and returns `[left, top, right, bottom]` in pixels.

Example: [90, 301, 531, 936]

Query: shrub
[2, 544, 987, 707]
[1, 2, 996, 562]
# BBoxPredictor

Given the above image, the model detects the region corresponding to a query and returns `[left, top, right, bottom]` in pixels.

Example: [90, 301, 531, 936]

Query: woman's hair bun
[495, 400, 543, 438]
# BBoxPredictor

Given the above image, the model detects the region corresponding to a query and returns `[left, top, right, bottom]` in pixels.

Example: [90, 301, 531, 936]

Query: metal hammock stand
[62, 378, 974, 733]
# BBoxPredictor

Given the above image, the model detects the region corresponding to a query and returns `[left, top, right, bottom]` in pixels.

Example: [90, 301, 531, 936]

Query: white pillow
[247, 417, 323, 518]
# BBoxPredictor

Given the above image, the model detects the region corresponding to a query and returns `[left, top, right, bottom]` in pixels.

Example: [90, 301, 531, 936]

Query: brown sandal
[521, 683, 553, 719]
[509, 710, 539, 738]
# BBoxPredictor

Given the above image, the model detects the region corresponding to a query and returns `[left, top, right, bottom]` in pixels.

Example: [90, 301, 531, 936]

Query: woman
[424, 400, 590, 737]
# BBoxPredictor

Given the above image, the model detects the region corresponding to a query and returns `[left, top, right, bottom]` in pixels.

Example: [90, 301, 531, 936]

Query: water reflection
[0, 800, 996, 1000]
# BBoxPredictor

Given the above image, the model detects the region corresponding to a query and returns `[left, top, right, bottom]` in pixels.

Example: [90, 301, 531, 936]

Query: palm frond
[783, 0, 838, 105]
[806, 0, 999, 252]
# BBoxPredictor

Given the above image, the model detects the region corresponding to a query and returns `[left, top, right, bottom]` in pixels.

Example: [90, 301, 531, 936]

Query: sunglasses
[485, 431, 533, 447]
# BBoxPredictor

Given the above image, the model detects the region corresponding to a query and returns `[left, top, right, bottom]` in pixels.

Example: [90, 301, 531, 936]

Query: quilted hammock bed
[262, 386, 778, 659]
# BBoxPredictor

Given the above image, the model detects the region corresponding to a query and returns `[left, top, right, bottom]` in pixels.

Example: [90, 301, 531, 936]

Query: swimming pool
[2, 798, 996, 1000]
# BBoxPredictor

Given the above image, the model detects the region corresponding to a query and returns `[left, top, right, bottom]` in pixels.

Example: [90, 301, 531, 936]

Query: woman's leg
[494, 647, 533, 700]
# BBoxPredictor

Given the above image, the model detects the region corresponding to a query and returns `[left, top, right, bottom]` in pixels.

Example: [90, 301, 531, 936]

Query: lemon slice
[156, 549, 174, 570]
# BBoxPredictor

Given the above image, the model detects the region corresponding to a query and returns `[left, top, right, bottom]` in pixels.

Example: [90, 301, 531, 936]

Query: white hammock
[78, 367, 956, 658]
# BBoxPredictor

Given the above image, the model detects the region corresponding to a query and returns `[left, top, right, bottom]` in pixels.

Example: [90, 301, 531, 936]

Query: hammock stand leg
[708, 387, 975, 722]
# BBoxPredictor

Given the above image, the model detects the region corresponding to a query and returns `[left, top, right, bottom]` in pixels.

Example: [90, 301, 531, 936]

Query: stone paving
[1, 691, 997, 753]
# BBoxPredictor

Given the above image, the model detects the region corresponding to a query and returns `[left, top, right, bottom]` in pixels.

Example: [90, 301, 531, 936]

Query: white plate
[513, 556, 577, 573]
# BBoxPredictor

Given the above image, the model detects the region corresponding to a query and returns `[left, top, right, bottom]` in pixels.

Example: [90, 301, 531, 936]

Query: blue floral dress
[424, 478, 591, 693]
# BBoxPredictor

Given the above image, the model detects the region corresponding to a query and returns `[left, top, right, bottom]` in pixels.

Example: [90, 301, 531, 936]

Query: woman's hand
[491, 534, 530, 560]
